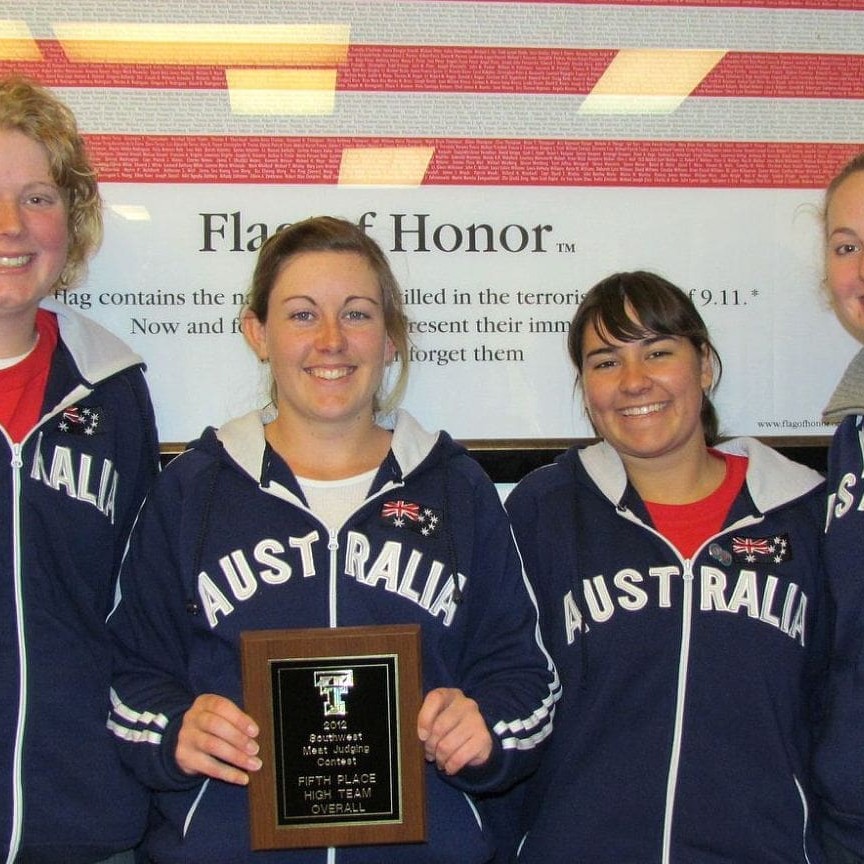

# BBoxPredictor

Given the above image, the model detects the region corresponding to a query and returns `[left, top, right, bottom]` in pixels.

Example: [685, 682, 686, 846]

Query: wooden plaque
[240, 624, 426, 850]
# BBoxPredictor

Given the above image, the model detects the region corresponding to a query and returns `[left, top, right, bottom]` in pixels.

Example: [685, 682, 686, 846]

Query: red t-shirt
[644, 451, 749, 559]
[0, 310, 59, 443]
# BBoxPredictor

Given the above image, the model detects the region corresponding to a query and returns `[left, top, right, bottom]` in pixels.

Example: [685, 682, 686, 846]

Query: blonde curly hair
[0, 76, 102, 290]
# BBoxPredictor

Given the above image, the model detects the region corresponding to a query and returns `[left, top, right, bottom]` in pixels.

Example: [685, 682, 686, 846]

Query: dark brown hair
[568, 270, 723, 445]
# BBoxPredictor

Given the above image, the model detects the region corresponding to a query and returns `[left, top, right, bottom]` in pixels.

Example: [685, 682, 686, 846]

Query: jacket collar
[823, 347, 864, 423]
[40, 296, 144, 386]
[214, 407, 441, 490]
[576, 436, 823, 515]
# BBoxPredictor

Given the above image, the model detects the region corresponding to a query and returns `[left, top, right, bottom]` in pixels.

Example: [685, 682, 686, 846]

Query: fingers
[176, 693, 262, 785]
[417, 688, 493, 775]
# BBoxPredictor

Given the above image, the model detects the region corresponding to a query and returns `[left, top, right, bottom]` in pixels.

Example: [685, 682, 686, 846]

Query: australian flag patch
[730, 533, 793, 565]
[380, 499, 442, 537]
[57, 405, 102, 436]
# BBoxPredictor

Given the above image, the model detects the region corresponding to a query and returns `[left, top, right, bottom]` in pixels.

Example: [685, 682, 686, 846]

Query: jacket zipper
[6, 442, 26, 864]
[5, 393, 91, 862]
[3, 384, 105, 861]
[328, 529, 339, 628]
[311, 483, 404, 864]
[312, 479, 404, 631]
[615, 506, 766, 863]
[661, 558, 693, 864]
[794, 774, 813, 864]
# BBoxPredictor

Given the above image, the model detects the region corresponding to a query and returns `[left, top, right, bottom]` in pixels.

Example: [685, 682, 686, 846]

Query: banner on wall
[72, 184, 850, 443]
[4, 0, 863, 442]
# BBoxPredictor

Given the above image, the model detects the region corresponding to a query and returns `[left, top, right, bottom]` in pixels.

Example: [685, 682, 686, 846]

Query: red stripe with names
[3, 43, 862, 98]
[84, 135, 862, 187]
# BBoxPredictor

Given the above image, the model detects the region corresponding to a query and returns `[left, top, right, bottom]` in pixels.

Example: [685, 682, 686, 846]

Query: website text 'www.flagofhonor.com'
[755, 418, 830, 431]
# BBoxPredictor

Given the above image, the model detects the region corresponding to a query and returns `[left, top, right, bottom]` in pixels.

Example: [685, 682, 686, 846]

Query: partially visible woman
[106, 216, 558, 864]
[505, 271, 828, 863]
[0, 77, 159, 862]
[812, 152, 864, 864]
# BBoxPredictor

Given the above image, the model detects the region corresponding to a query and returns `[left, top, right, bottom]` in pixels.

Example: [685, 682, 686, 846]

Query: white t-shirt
[296, 467, 379, 533]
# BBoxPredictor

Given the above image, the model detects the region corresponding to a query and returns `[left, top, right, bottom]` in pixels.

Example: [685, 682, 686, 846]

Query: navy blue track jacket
[506, 437, 827, 864]
[1, 298, 158, 863]
[108, 408, 559, 864]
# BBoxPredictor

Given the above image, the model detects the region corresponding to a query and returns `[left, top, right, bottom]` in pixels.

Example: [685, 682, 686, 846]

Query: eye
[833, 242, 861, 256]
[344, 308, 371, 322]
[590, 358, 618, 370]
[289, 309, 315, 322]
[24, 193, 58, 207]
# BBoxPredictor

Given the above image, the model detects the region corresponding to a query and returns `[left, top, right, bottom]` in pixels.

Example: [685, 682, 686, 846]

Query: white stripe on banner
[53, 88, 864, 142]
[14, 2, 864, 54]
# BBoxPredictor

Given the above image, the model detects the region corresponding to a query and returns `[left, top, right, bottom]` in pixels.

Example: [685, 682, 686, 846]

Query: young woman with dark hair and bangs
[504, 271, 828, 863]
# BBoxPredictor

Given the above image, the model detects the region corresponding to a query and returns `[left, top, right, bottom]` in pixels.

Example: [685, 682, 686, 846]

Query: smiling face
[243, 250, 395, 433]
[825, 170, 864, 343]
[580, 313, 713, 470]
[0, 128, 69, 338]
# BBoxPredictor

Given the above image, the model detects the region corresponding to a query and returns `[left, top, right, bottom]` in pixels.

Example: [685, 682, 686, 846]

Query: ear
[580, 387, 600, 436]
[699, 343, 713, 392]
[384, 335, 396, 364]
[241, 309, 268, 362]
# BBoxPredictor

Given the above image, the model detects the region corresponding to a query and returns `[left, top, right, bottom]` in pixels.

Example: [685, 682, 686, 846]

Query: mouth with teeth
[0, 254, 33, 268]
[620, 402, 667, 417]
[307, 366, 353, 381]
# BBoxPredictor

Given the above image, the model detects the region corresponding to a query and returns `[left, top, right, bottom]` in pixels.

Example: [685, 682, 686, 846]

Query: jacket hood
[823, 347, 864, 424]
[571, 436, 823, 515]
[197, 407, 445, 488]
[41, 296, 145, 386]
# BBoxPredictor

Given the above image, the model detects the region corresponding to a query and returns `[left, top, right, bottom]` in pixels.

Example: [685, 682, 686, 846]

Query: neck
[623, 441, 725, 505]
[265, 410, 392, 481]
[0, 311, 39, 360]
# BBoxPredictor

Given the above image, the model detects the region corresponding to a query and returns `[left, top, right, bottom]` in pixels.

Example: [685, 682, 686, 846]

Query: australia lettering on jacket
[826, 470, 864, 531]
[198, 530, 465, 629]
[29, 432, 118, 523]
[563, 564, 808, 647]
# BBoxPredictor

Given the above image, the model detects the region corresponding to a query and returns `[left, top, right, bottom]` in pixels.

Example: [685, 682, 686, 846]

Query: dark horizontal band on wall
[159, 436, 829, 483]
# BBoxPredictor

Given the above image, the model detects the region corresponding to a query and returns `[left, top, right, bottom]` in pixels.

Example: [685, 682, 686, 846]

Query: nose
[619, 358, 651, 393]
[0, 199, 22, 236]
[316, 315, 347, 352]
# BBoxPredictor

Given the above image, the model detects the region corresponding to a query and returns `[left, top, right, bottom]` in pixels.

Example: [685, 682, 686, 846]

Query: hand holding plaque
[175, 693, 263, 786]
[240, 624, 426, 850]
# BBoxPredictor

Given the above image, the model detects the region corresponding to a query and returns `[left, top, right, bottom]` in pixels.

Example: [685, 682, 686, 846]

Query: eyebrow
[828, 226, 860, 240]
[22, 178, 60, 189]
[344, 294, 381, 306]
[279, 294, 382, 307]
[585, 333, 675, 360]
[584, 343, 616, 361]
